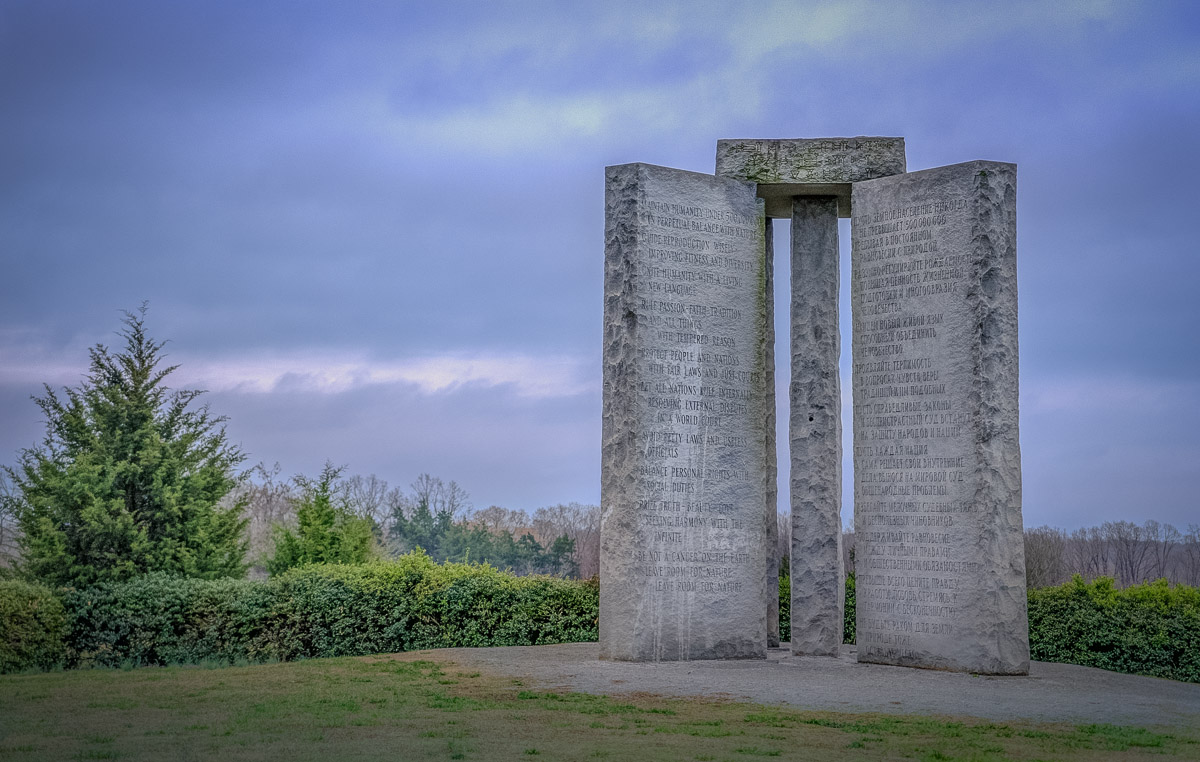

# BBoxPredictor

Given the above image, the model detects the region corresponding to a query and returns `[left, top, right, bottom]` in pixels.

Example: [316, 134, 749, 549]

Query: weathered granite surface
[850, 160, 1028, 675]
[763, 218, 779, 648]
[789, 196, 844, 656]
[716, 137, 906, 218]
[601, 162, 769, 661]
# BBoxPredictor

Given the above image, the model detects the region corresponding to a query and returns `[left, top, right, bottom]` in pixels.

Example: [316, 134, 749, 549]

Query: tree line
[227, 463, 599, 579]
[1021, 521, 1200, 588]
[833, 521, 1200, 589]
[0, 308, 598, 589]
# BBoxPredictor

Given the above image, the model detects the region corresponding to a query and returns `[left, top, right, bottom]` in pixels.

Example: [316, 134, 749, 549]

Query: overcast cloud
[2, 0, 1198, 528]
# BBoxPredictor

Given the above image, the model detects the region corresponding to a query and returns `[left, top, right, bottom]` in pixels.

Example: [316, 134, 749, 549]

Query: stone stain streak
[601, 163, 768, 662]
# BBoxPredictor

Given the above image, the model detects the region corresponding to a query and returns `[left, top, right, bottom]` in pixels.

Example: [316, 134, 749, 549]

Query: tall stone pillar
[789, 196, 844, 656]
[715, 137, 905, 653]
[601, 162, 769, 662]
[851, 161, 1028, 674]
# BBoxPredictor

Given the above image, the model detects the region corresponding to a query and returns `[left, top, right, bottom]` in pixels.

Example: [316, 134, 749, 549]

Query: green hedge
[844, 572, 856, 644]
[0, 580, 67, 672]
[1028, 576, 1200, 683]
[7, 558, 1199, 684]
[778, 574, 789, 643]
[777, 573, 855, 646]
[58, 552, 597, 669]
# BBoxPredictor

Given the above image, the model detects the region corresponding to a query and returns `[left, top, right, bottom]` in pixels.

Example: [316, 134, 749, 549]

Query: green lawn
[1, 653, 1196, 761]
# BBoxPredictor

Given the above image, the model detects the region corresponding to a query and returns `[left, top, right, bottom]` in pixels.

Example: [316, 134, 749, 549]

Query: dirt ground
[421, 642, 1200, 728]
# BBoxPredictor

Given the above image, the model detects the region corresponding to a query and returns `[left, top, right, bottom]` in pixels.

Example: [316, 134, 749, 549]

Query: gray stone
[850, 160, 1028, 675]
[763, 218, 779, 648]
[789, 196, 844, 656]
[716, 137, 906, 218]
[601, 162, 769, 662]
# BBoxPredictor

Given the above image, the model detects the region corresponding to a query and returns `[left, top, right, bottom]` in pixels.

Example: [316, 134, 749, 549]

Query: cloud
[352, 0, 1144, 158]
[1023, 374, 1199, 416]
[180, 351, 593, 399]
[207, 377, 601, 509]
[367, 76, 758, 157]
[0, 338, 593, 401]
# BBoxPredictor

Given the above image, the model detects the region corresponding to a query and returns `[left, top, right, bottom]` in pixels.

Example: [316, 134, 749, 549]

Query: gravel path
[419, 642, 1200, 729]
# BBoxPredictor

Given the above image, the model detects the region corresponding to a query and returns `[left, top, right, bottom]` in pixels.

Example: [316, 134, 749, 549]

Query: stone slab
[789, 196, 844, 656]
[850, 160, 1028, 675]
[716, 137, 906, 218]
[601, 162, 769, 661]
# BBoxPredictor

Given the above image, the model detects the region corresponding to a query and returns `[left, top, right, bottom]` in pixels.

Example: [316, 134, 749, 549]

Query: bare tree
[575, 504, 601, 578]
[220, 462, 297, 575]
[0, 471, 23, 570]
[841, 528, 855, 577]
[1104, 520, 1152, 585]
[409, 473, 472, 519]
[472, 505, 530, 535]
[1179, 525, 1200, 587]
[1069, 525, 1113, 581]
[777, 512, 790, 577]
[342, 473, 398, 535]
[1143, 520, 1181, 581]
[531, 503, 601, 578]
[1024, 526, 1069, 588]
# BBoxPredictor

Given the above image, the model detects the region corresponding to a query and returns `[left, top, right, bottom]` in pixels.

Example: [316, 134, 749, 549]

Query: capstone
[717, 137, 906, 218]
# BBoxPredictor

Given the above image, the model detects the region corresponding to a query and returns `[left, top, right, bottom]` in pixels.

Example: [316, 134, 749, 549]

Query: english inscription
[601, 163, 768, 661]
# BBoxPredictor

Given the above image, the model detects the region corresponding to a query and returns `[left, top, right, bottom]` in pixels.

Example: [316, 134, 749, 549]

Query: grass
[0, 654, 1197, 761]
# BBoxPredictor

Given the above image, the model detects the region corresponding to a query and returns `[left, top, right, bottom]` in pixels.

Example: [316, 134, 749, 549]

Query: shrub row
[1, 552, 597, 671]
[779, 573, 1200, 684]
[1028, 575, 1200, 683]
[5, 562, 1198, 684]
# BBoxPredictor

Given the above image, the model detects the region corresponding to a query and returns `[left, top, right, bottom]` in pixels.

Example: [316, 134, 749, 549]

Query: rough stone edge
[599, 162, 644, 661]
[966, 161, 1029, 675]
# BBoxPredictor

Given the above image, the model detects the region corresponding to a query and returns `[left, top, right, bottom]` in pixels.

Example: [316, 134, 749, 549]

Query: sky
[1, 0, 1198, 530]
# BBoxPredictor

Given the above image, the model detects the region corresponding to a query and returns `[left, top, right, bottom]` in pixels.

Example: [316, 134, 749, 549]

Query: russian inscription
[602, 163, 768, 661]
[851, 161, 1028, 675]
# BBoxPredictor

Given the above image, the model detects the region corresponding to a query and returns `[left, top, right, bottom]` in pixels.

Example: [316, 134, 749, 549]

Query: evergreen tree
[514, 532, 545, 575]
[546, 534, 579, 578]
[388, 493, 454, 559]
[7, 306, 247, 587]
[266, 463, 374, 574]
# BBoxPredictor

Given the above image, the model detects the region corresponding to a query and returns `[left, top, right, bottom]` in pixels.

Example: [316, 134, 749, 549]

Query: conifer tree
[266, 463, 374, 574]
[7, 306, 247, 586]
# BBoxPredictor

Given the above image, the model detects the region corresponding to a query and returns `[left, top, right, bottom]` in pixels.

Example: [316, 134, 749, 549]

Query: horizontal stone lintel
[758, 183, 851, 219]
[717, 137, 907, 218]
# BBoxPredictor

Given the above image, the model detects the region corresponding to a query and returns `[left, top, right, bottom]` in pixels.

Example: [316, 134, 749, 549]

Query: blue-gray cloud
[2, 0, 1198, 527]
